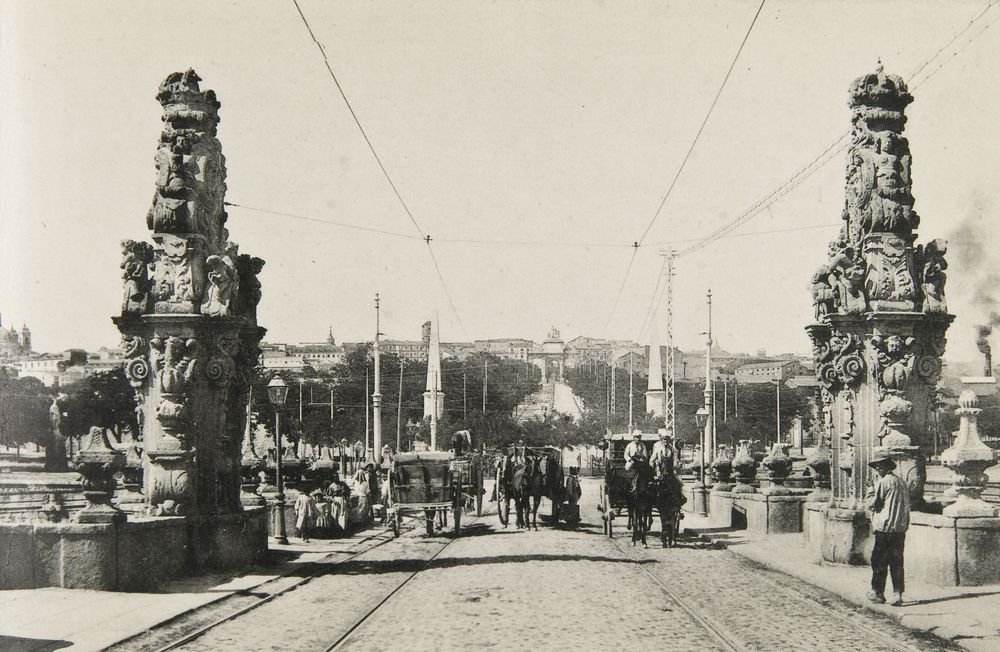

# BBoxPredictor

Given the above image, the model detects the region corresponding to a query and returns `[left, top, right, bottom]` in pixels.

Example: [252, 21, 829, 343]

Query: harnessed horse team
[624, 431, 687, 548]
[495, 444, 562, 530]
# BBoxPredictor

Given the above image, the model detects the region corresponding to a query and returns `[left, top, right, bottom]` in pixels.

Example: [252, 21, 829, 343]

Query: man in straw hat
[866, 454, 910, 606]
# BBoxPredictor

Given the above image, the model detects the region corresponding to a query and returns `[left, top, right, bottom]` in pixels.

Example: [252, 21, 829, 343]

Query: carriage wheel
[600, 485, 613, 538]
[499, 494, 510, 526]
[425, 509, 435, 536]
[391, 511, 400, 538]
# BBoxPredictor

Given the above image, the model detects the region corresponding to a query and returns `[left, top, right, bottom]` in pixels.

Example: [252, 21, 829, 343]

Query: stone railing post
[72, 427, 126, 524]
[939, 390, 997, 517]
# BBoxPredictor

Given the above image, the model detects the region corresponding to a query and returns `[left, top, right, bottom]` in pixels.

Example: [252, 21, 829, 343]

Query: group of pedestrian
[289, 468, 372, 543]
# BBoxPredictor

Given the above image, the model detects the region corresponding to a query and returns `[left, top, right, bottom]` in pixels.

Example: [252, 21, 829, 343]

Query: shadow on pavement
[292, 551, 644, 577]
[0, 635, 72, 651]
[904, 590, 1000, 606]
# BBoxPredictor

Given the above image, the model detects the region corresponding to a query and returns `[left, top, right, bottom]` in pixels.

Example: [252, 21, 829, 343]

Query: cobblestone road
[152, 479, 954, 651]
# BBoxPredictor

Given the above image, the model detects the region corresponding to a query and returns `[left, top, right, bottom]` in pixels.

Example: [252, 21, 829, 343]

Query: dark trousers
[871, 531, 906, 594]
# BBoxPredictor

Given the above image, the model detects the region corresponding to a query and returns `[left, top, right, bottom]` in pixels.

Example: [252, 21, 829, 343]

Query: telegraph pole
[628, 353, 634, 431]
[365, 367, 370, 456]
[396, 361, 403, 453]
[463, 372, 468, 421]
[662, 250, 676, 434]
[482, 358, 488, 413]
[373, 293, 383, 464]
[704, 289, 713, 466]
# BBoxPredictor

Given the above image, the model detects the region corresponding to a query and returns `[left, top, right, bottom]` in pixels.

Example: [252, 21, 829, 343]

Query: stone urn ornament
[731, 440, 759, 494]
[72, 426, 126, 524]
[939, 391, 997, 517]
[762, 442, 793, 495]
[805, 439, 832, 502]
[711, 445, 734, 491]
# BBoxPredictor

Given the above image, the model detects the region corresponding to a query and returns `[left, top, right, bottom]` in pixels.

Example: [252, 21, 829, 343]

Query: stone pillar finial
[940, 391, 997, 517]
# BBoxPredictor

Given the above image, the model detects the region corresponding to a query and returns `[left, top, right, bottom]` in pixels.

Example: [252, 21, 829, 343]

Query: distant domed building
[0, 314, 31, 359]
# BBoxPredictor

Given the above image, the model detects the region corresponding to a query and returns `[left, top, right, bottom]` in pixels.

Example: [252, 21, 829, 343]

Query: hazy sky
[1, 1, 998, 362]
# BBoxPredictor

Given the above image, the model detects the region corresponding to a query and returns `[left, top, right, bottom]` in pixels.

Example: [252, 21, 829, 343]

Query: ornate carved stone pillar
[113, 70, 266, 516]
[807, 65, 952, 532]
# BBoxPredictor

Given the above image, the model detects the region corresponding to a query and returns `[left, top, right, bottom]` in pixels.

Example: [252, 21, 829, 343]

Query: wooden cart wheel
[499, 492, 509, 526]
[601, 486, 615, 539]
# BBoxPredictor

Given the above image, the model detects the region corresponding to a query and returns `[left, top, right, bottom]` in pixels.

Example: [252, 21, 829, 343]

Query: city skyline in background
[2, 1, 998, 364]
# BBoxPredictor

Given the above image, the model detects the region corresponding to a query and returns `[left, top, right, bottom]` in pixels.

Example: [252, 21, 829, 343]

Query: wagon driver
[624, 429, 649, 472]
[650, 429, 676, 479]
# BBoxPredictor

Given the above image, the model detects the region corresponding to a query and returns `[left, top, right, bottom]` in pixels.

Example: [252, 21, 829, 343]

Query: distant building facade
[0, 314, 31, 359]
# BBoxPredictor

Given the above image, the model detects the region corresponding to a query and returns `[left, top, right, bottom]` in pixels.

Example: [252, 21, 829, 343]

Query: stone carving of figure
[235, 254, 265, 324]
[829, 252, 867, 315]
[870, 334, 917, 392]
[121, 240, 152, 315]
[917, 238, 948, 314]
[201, 250, 239, 317]
[811, 264, 836, 321]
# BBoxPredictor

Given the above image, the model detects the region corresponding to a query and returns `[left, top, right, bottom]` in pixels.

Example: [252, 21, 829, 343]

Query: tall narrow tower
[423, 313, 445, 446]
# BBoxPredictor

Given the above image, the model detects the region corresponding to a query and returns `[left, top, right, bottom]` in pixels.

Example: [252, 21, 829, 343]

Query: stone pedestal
[689, 482, 708, 517]
[821, 506, 869, 565]
[709, 489, 734, 528]
[906, 512, 1000, 586]
[735, 493, 804, 536]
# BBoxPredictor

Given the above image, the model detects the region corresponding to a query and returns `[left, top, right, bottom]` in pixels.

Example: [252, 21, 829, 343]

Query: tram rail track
[611, 534, 940, 652]
[323, 514, 480, 651]
[714, 553, 936, 652]
[108, 516, 422, 652]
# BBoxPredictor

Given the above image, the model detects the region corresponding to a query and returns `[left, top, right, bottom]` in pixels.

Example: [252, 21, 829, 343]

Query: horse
[654, 473, 687, 548]
[514, 456, 544, 530]
[626, 463, 654, 547]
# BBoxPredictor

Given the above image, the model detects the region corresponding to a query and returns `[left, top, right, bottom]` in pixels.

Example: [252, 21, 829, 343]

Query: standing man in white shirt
[867, 454, 910, 607]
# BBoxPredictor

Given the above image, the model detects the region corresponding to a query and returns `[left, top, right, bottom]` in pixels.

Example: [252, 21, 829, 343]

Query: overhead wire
[601, 0, 767, 336]
[674, 0, 1000, 260]
[290, 0, 470, 340]
[635, 0, 768, 247]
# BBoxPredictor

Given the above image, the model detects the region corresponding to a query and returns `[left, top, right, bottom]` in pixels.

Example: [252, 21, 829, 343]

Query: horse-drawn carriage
[386, 451, 465, 537]
[495, 445, 580, 530]
[597, 432, 686, 546]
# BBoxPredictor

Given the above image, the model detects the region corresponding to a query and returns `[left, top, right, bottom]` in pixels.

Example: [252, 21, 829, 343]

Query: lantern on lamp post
[267, 375, 290, 545]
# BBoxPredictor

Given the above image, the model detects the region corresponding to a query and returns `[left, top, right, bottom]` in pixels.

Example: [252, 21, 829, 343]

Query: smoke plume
[948, 190, 999, 374]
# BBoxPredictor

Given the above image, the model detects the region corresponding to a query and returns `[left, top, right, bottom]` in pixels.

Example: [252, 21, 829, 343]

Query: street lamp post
[694, 405, 710, 516]
[773, 376, 782, 447]
[267, 375, 290, 545]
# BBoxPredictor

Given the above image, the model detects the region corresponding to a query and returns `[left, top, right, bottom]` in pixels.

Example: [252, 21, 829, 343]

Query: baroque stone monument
[806, 64, 953, 563]
[114, 70, 266, 520]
